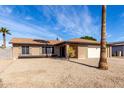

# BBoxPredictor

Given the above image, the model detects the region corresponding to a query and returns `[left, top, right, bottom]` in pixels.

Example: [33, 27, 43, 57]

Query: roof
[110, 41, 124, 46]
[55, 38, 100, 45]
[67, 38, 100, 44]
[10, 38, 62, 45]
[10, 38, 101, 45]
[48, 40, 63, 45]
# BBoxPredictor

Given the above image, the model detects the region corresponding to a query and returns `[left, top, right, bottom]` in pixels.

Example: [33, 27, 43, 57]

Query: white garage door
[88, 48, 100, 58]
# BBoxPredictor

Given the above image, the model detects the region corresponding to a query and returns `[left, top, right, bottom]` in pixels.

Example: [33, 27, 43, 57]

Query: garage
[88, 47, 100, 58]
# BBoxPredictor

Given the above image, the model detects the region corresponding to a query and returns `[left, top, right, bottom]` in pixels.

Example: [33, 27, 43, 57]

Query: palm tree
[0, 27, 11, 48]
[98, 5, 108, 70]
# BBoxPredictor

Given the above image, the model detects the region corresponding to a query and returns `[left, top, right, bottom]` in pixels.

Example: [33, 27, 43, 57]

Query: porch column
[118, 51, 122, 57]
[65, 44, 69, 59]
[107, 46, 112, 58]
[109, 46, 112, 57]
[123, 46, 124, 56]
[45, 47, 48, 57]
[122, 51, 124, 56]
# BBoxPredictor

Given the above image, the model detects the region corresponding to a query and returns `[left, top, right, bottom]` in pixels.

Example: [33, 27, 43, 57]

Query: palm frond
[7, 31, 11, 35]
[0, 27, 11, 35]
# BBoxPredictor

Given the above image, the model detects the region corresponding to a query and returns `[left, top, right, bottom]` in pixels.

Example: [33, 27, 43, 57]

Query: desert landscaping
[0, 55, 124, 88]
[0, 5, 124, 88]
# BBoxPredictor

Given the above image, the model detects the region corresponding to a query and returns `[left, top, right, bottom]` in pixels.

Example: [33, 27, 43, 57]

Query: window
[22, 46, 29, 55]
[42, 46, 54, 54]
[42, 47, 46, 54]
[47, 47, 53, 54]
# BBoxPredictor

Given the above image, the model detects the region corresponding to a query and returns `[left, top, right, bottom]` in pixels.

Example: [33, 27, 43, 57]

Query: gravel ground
[0, 58, 124, 88]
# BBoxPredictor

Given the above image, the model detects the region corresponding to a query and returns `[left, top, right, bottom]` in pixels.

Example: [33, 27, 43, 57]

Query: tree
[0, 27, 11, 48]
[67, 46, 75, 61]
[98, 5, 108, 70]
[80, 36, 97, 41]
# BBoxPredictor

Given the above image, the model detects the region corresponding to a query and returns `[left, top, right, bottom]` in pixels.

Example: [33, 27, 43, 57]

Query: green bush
[68, 47, 75, 58]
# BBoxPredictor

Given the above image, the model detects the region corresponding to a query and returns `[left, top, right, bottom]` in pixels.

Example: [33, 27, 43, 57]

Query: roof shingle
[10, 38, 62, 45]
[67, 38, 100, 44]
[10, 38, 100, 45]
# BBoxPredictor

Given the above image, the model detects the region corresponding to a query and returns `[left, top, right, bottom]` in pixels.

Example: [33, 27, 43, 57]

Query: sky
[0, 5, 123, 46]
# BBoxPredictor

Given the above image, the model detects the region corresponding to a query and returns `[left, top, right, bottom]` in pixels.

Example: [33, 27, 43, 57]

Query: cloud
[0, 6, 100, 39]
[121, 13, 124, 17]
[0, 5, 101, 46]
[106, 33, 112, 38]
[41, 6, 100, 38]
[107, 34, 112, 38]
[115, 36, 124, 41]
[0, 16, 61, 45]
[0, 6, 13, 16]
[25, 16, 33, 20]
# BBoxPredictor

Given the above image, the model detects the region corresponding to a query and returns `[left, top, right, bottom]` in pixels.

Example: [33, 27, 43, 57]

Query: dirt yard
[0, 58, 124, 88]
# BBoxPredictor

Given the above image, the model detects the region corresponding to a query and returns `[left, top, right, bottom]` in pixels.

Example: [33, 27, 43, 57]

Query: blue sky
[0, 5, 123, 46]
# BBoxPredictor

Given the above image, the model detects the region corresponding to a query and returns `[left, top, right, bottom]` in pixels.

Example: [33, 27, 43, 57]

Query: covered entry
[60, 46, 66, 57]
[59, 44, 78, 58]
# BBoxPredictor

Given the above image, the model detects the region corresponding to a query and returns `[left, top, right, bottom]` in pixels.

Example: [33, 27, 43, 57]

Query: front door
[60, 46, 65, 57]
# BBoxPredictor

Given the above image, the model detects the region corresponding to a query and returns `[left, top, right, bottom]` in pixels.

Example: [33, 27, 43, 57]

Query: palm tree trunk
[3, 33, 6, 48]
[98, 5, 108, 70]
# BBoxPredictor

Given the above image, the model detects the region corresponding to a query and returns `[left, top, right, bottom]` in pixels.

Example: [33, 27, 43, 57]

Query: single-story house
[10, 38, 112, 59]
[110, 41, 124, 56]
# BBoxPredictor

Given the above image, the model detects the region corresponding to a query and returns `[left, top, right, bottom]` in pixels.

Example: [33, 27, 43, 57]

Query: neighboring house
[10, 38, 112, 59]
[111, 41, 124, 56]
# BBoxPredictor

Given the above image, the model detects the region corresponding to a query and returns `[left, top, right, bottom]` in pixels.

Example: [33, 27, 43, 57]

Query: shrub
[68, 47, 75, 58]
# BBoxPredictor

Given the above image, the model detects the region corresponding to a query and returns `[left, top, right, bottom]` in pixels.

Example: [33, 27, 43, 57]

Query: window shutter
[19, 46, 21, 55]
[29, 47, 31, 55]
[39, 47, 41, 55]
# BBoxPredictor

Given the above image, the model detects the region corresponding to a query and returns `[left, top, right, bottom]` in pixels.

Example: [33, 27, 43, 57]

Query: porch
[58, 44, 78, 58]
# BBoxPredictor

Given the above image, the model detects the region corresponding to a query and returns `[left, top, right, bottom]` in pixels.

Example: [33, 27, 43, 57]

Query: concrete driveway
[0, 58, 124, 88]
